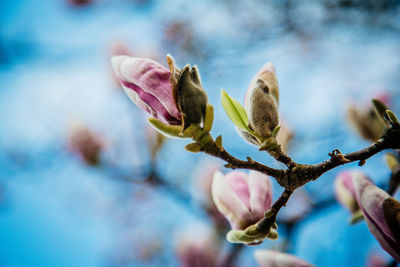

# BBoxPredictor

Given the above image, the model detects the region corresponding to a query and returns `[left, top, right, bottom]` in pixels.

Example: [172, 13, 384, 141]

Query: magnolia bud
[212, 170, 275, 244]
[236, 62, 280, 146]
[254, 250, 313, 267]
[212, 170, 272, 230]
[347, 94, 389, 142]
[168, 56, 208, 131]
[68, 123, 104, 166]
[334, 171, 362, 214]
[246, 79, 279, 138]
[352, 173, 400, 262]
[175, 223, 220, 267]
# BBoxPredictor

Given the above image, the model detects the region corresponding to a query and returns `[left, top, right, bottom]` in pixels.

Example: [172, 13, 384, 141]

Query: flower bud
[254, 250, 314, 267]
[112, 55, 209, 137]
[334, 170, 363, 214]
[112, 55, 181, 125]
[352, 173, 400, 262]
[367, 254, 387, 267]
[347, 94, 390, 142]
[167, 56, 208, 131]
[175, 223, 220, 267]
[212, 170, 272, 230]
[68, 123, 104, 166]
[237, 62, 279, 145]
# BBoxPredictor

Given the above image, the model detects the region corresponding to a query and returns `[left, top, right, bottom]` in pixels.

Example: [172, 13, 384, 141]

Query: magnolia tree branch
[197, 125, 400, 232]
[256, 189, 293, 234]
[201, 127, 400, 190]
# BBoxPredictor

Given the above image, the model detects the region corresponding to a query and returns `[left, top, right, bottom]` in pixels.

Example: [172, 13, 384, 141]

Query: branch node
[328, 149, 350, 163]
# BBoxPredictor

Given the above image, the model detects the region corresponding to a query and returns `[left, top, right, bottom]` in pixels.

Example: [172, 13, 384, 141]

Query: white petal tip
[111, 55, 127, 74]
[261, 62, 276, 73]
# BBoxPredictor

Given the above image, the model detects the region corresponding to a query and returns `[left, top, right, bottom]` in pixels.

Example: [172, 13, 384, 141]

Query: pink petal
[244, 61, 277, 109]
[248, 171, 272, 220]
[254, 250, 313, 267]
[212, 171, 253, 229]
[111, 55, 181, 123]
[353, 175, 400, 262]
[225, 171, 251, 210]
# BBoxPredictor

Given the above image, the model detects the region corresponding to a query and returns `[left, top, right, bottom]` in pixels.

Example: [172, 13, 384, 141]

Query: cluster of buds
[335, 170, 400, 261]
[111, 54, 399, 264]
[211, 170, 277, 245]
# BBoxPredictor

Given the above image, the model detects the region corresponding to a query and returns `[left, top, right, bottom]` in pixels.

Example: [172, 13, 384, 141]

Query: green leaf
[215, 135, 222, 149]
[220, 89, 250, 131]
[203, 104, 214, 132]
[271, 125, 281, 138]
[148, 117, 182, 138]
[185, 142, 201, 153]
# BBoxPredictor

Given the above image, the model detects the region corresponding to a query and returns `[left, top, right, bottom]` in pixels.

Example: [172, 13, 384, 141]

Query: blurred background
[1, 0, 400, 266]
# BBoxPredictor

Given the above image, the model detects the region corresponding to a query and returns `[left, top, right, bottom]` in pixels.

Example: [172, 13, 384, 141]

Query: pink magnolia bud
[112, 55, 182, 125]
[254, 250, 313, 267]
[211, 170, 272, 230]
[334, 170, 365, 214]
[237, 62, 280, 145]
[352, 174, 400, 262]
[368, 254, 387, 267]
[175, 223, 220, 267]
[67, 0, 91, 6]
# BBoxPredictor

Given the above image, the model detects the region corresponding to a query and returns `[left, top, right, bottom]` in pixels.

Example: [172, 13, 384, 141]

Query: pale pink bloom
[212, 170, 272, 230]
[334, 170, 366, 213]
[112, 55, 181, 125]
[175, 223, 219, 267]
[254, 250, 313, 267]
[352, 175, 400, 262]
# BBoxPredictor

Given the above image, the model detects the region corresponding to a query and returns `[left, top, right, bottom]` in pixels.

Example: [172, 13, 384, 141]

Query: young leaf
[203, 104, 214, 132]
[220, 89, 250, 131]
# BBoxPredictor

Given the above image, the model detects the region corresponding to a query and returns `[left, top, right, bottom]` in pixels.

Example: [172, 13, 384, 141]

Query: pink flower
[334, 170, 365, 214]
[175, 223, 219, 267]
[352, 174, 400, 262]
[254, 250, 313, 267]
[68, 123, 104, 166]
[211, 170, 272, 230]
[112, 55, 208, 134]
[111, 55, 182, 125]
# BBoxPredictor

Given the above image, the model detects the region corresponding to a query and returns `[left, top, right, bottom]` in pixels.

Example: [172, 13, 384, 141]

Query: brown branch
[196, 126, 400, 234]
[199, 133, 285, 179]
[256, 189, 293, 234]
[276, 127, 400, 190]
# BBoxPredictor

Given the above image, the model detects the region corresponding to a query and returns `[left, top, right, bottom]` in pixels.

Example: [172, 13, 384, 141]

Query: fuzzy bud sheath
[237, 62, 280, 145]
